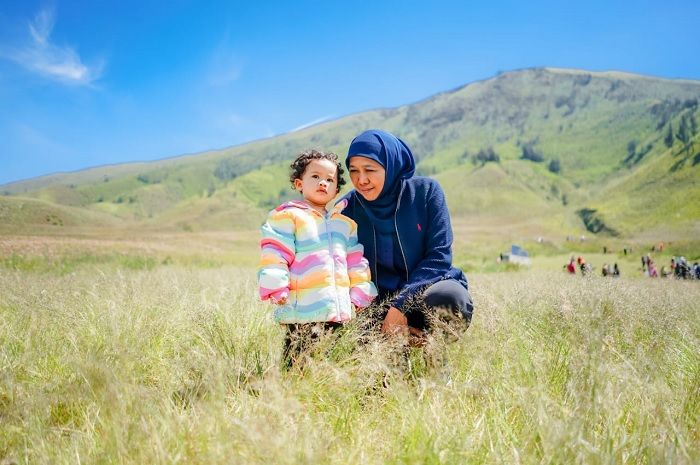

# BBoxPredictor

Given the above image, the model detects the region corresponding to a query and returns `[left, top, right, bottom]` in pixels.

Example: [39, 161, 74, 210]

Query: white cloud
[290, 115, 335, 132]
[1, 7, 103, 85]
[205, 39, 243, 87]
[207, 63, 241, 87]
[28, 7, 54, 45]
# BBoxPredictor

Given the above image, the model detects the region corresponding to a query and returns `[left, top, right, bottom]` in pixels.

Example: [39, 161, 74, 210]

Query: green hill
[2, 67, 699, 248]
[0, 195, 121, 234]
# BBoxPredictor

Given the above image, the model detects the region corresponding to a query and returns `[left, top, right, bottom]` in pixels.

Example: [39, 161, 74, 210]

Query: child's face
[294, 159, 339, 210]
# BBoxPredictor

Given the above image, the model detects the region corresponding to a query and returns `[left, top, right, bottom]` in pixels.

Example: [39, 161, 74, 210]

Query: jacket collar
[277, 198, 348, 217]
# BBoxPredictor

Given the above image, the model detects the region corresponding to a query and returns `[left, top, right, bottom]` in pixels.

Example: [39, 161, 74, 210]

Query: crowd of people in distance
[564, 256, 600, 276]
[601, 263, 620, 277]
[564, 252, 700, 280]
[656, 256, 700, 279]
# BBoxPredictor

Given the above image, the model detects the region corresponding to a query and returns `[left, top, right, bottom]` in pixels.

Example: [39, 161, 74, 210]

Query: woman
[341, 129, 473, 339]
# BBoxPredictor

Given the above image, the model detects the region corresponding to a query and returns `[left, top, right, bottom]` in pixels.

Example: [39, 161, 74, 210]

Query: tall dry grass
[0, 266, 698, 464]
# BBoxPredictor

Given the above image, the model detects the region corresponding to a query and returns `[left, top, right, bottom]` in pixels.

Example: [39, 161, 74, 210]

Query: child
[258, 150, 377, 368]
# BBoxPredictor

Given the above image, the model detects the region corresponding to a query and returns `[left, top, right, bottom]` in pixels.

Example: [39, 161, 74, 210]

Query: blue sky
[1, 0, 699, 185]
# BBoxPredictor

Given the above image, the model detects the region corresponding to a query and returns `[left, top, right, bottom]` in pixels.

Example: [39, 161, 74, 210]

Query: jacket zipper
[323, 211, 341, 319]
[355, 187, 410, 284]
[394, 183, 410, 281]
[372, 226, 378, 284]
[355, 196, 377, 283]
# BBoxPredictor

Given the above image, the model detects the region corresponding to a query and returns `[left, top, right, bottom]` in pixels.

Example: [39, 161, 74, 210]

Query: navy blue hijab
[346, 130, 416, 229]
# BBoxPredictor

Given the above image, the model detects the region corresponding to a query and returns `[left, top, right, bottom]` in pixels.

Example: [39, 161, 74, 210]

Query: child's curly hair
[289, 150, 346, 192]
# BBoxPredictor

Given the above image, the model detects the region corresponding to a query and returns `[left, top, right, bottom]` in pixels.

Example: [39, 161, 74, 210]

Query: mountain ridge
[2, 67, 699, 247]
[4, 67, 699, 190]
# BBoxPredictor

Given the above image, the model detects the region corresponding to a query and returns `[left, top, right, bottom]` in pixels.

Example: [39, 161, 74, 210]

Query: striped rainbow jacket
[258, 199, 377, 324]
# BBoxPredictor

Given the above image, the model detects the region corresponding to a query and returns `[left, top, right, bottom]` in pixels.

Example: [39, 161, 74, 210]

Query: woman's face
[348, 156, 386, 201]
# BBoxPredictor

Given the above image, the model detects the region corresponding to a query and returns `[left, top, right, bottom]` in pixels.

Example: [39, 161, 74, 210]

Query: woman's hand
[382, 306, 426, 347]
[382, 306, 409, 335]
[408, 327, 426, 347]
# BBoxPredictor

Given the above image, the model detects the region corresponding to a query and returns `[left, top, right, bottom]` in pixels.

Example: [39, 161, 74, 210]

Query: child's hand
[270, 296, 287, 305]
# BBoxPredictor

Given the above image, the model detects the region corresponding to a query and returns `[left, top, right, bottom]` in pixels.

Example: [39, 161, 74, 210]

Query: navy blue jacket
[341, 176, 468, 311]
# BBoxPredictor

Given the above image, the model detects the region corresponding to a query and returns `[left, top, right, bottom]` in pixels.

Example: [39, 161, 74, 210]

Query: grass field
[2, 67, 699, 463]
[1, 255, 698, 464]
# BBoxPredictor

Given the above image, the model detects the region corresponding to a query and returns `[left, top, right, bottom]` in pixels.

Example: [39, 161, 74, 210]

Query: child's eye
[311, 174, 319, 179]
[327, 178, 335, 183]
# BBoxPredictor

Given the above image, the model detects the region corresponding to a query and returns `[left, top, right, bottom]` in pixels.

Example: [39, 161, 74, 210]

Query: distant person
[258, 150, 377, 368]
[565, 257, 576, 274]
[602, 263, 609, 277]
[613, 263, 620, 277]
[577, 256, 590, 276]
[341, 129, 473, 345]
[677, 257, 690, 279]
[648, 259, 658, 278]
[642, 254, 651, 274]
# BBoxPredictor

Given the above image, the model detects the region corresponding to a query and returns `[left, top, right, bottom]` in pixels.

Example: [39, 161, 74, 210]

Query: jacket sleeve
[346, 220, 378, 308]
[392, 182, 454, 310]
[258, 209, 296, 303]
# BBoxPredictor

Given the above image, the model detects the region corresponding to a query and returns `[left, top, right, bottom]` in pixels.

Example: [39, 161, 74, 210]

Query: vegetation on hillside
[1, 68, 699, 242]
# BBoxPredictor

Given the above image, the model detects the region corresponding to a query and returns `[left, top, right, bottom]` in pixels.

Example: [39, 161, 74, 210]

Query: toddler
[258, 150, 377, 368]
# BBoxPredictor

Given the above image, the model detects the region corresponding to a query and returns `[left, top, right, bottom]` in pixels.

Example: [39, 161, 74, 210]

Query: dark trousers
[281, 322, 342, 369]
[405, 279, 473, 332]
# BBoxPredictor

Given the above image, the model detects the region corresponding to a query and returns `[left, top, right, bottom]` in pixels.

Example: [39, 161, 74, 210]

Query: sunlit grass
[1, 263, 698, 464]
